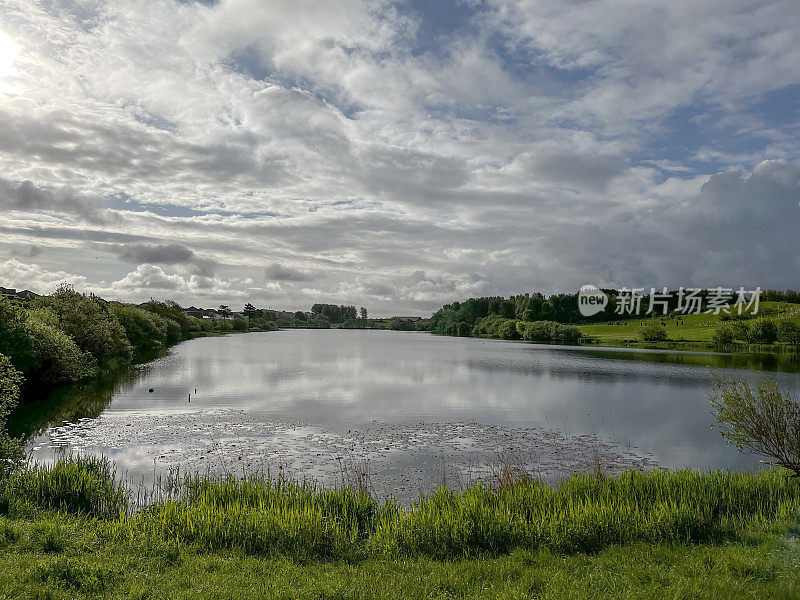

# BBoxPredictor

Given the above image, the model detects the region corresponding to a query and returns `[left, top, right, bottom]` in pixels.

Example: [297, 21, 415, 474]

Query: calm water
[17, 330, 800, 493]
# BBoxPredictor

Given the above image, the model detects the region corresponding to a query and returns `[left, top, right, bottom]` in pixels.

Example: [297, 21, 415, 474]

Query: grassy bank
[1, 457, 800, 597]
[1, 519, 798, 599]
[577, 301, 800, 351]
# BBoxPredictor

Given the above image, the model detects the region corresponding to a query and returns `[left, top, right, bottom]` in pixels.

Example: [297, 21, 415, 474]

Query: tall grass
[0, 455, 127, 519]
[3, 457, 800, 560]
[123, 473, 384, 559]
[373, 470, 800, 558]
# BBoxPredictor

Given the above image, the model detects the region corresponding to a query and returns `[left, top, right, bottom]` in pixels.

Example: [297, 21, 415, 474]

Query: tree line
[0, 285, 253, 395]
[0, 285, 262, 470]
[310, 304, 358, 324]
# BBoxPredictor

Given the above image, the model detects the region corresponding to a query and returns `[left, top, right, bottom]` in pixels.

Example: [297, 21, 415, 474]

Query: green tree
[111, 304, 169, 354]
[712, 376, 800, 476]
[140, 300, 195, 339]
[0, 296, 93, 385]
[748, 319, 778, 344]
[0, 353, 24, 474]
[37, 284, 131, 361]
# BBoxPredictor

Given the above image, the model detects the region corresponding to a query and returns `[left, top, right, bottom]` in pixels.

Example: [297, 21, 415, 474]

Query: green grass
[0, 514, 798, 599]
[2, 457, 800, 597]
[578, 301, 800, 347]
[1, 456, 127, 519]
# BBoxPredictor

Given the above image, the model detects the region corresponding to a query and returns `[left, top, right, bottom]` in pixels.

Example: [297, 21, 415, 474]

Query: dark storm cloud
[264, 262, 314, 282]
[119, 243, 196, 265]
[0, 179, 96, 215]
[117, 242, 218, 276]
[527, 154, 626, 191]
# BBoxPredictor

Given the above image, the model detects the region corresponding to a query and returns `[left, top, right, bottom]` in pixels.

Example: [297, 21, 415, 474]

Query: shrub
[0, 296, 94, 384]
[639, 322, 668, 342]
[516, 321, 583, 344]
[711, 376, 800, 477]
[0, 354, 24, 475]
[748, 319, 778, 344]
[139, 300, 194, 339]
[111, 304, 168, 354]
[712, 324, 735, 349]
[731, 322, 750, 341]
[777, 319, 800, 350]
[36, 285, 132, 361]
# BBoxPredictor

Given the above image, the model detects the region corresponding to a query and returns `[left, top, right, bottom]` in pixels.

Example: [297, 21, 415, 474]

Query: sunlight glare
[0, 29, 20, 93]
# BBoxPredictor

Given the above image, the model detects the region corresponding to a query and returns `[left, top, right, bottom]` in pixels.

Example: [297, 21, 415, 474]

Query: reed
[4, 457, 799, 561]
[0, 455, 127, 519]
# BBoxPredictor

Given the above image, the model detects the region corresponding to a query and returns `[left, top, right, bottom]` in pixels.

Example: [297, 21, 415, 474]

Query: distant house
[393, 316, 423, 322]
[183, 306, 206, 319]
[0, 287, 39, 301]
[183, 307, 225, 320]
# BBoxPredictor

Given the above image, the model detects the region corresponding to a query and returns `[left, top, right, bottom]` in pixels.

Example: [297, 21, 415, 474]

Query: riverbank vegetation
[0, 456, 799, 598]
[0, 285, 251, 396]
[429, 292, 800, 353]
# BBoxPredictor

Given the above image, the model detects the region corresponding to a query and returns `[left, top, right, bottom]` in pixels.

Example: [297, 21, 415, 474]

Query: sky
[0, 0, 798, 316]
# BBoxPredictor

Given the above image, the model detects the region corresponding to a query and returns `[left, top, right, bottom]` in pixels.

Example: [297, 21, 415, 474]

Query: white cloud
[0, 258, 87, 294]
[0, 0, 798, 314]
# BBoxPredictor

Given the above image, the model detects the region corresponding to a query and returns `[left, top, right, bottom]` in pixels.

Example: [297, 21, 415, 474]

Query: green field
[578, 302, 800, 347]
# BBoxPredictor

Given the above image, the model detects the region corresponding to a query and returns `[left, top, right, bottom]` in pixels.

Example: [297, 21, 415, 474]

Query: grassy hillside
[579, 301, 800, 347]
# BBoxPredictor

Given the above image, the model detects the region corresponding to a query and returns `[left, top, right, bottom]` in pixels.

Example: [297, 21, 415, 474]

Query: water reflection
[19, 330, 800, 481]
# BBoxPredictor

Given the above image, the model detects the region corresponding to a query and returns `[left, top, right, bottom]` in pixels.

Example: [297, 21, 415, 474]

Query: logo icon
[578, 285, 608, 317]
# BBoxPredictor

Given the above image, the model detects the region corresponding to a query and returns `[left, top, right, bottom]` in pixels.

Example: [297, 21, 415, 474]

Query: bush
[36, 285, 131, 361]
[747, 319, 778, 344]
[712, 324, 735, 349]
[0, 297, 94, 385]
[731, 322, 750, 341]
[711, 376, 800, 476]
[24, 318, 95, 384]
[139, 300, 194, 339]
[516, 321, 583, 344]
[111, 304, 169, 354]
[471, 315, 520, 339]
[777, 319, 800, 350]
[0, 354, 24, 475]
[639, 322, 668, 342]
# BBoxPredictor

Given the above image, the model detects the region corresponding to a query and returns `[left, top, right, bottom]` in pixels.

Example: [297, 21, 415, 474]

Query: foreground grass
[2, 457, 800, 597]
[0, 514, 798, 599]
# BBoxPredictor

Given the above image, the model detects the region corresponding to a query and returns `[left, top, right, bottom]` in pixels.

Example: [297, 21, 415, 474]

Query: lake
[18, 330, 800, 499]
